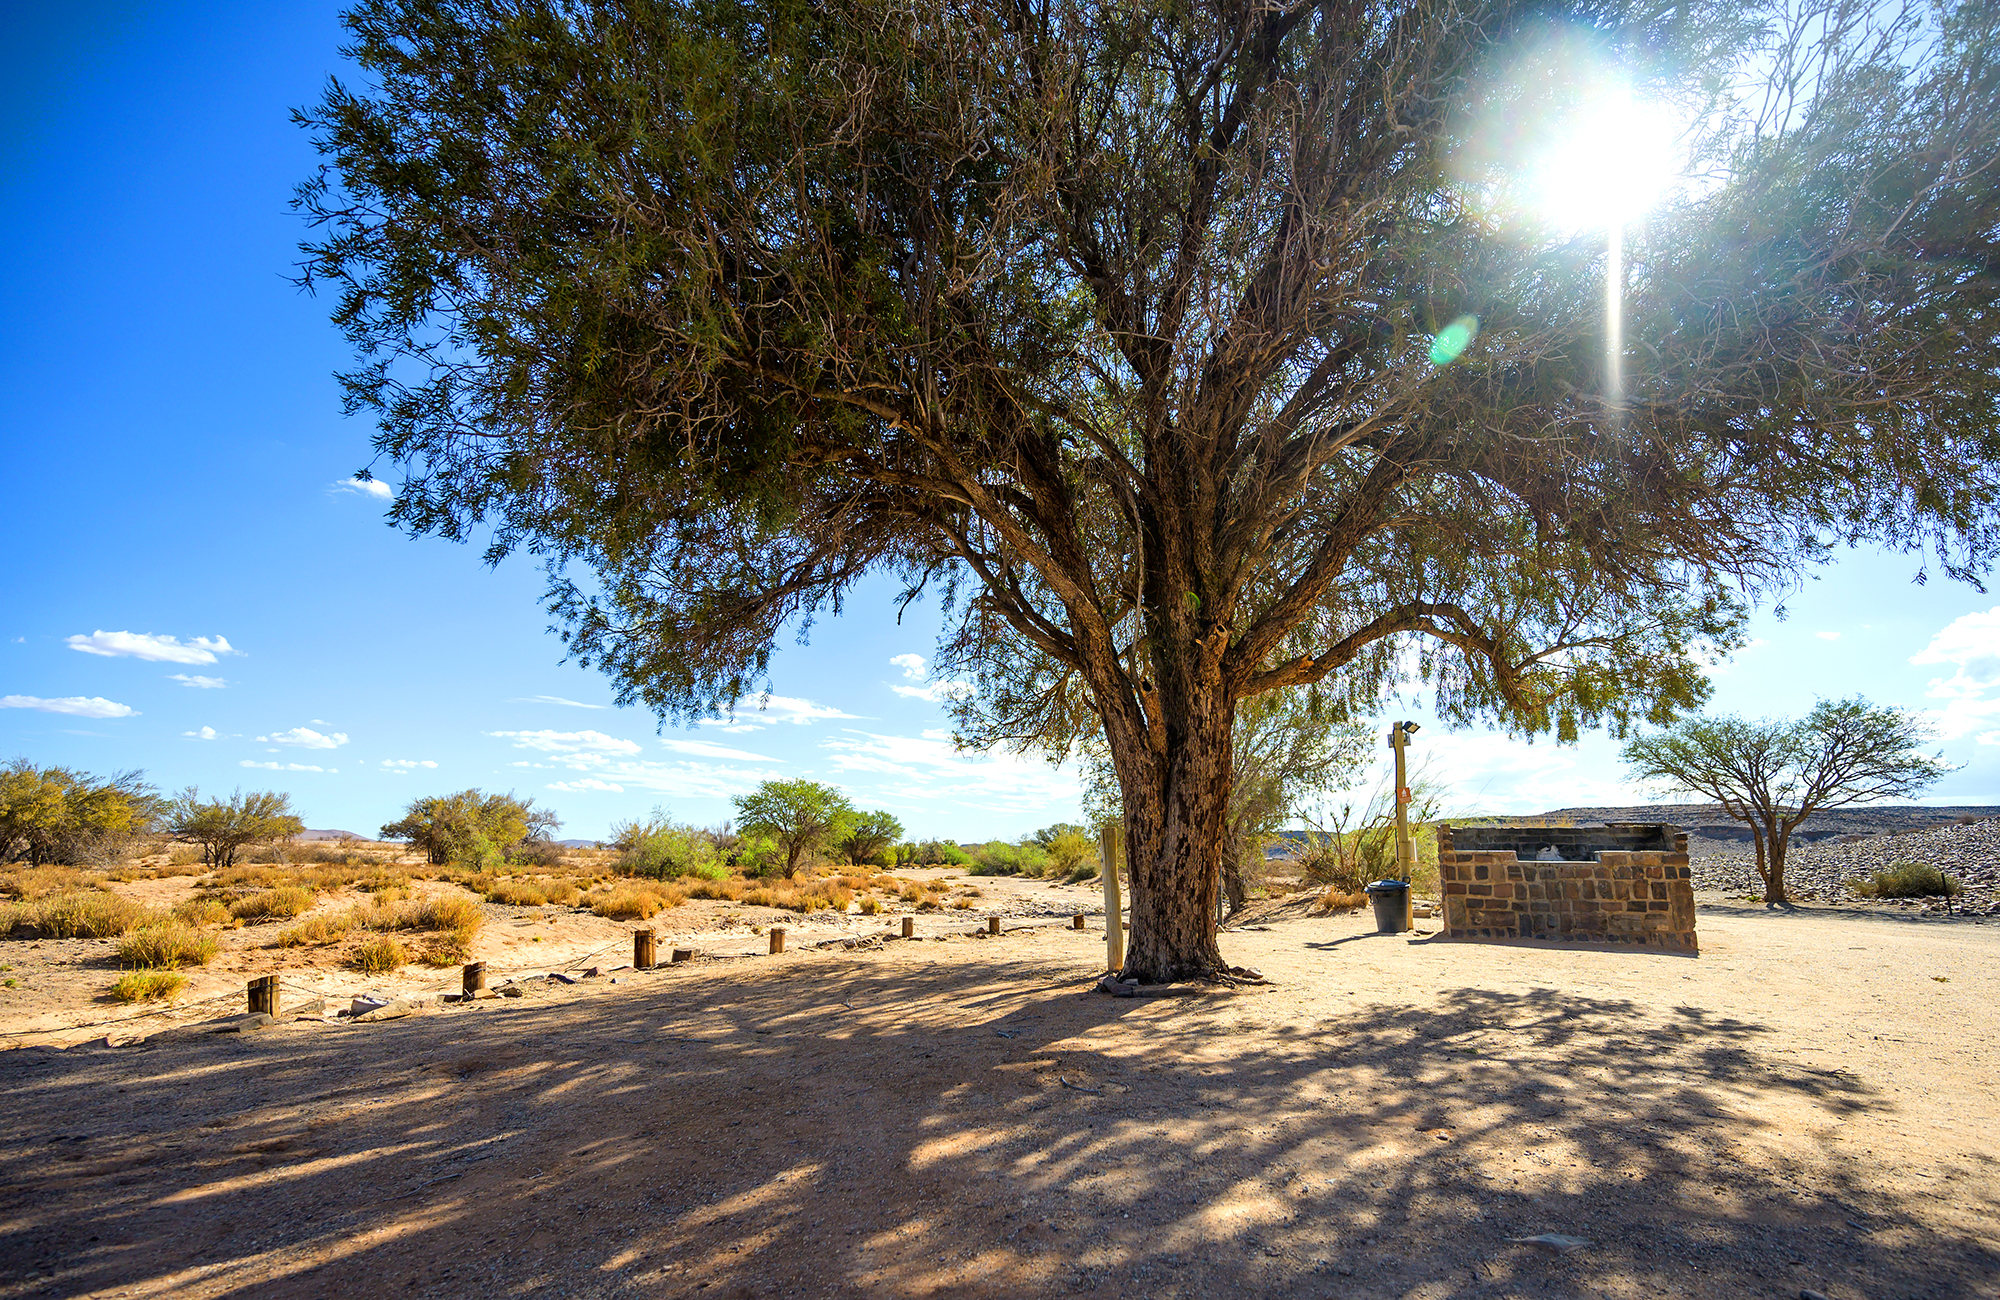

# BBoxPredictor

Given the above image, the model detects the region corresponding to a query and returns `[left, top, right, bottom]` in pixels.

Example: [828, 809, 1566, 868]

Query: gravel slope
[1690, 819, 2000, 914]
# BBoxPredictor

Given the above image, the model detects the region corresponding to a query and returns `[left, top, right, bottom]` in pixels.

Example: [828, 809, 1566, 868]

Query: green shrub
[111, 969, 187, 1002]
[1849, 862, 1962, 899]
[228, 886, 317, 921]
[349, 935, 407, 972]
[616, 818, 724, 880]
[116, 924, 218, 968]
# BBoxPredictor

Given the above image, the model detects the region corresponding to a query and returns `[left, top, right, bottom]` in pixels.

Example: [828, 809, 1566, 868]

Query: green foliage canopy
[380, 789, 560, 866]
[732, 780, 856, 878]
[168, 788, 305, 871]
[0, 760, 163, 867]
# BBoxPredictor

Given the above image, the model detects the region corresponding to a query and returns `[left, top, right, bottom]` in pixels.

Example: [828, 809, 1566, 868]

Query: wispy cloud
[169, 673, 228, 689]
[820, 728, 1079, 815]
[379, 759, 438, 770]
[67, 631, 238, 665]
[1815, 631, 1841, 641]
[1911, 606, 2000, 742]
[184, 726, 218, 740]
[702, 695, 859, 728]
[884, 654, 973, 704]
[1, 694, 138, 719]
[258, 727, 349, 749]
[656, 737, 781, 763]
[489, 729, 641, 757]
[507, 694, 606, 709]
[549, 776, 626, 793]
[333, 476, 393, 501]
[241, 760, 332, 773]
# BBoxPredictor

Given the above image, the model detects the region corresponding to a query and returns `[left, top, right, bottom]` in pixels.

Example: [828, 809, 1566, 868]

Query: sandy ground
[1, 895, 1995, 1300]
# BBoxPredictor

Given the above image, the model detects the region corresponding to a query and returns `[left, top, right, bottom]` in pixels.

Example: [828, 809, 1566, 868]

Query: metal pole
[1099, 822, 1124, 975]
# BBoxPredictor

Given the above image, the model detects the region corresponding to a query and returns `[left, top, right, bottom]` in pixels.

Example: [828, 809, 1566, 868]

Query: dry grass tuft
[116, 924, 219, 968]
[349, 935, 407, 972]
[111, 969, 187, 1002]
[1314, 887, 1369, 914]
[13, 891, 161, 938]
[273, 911, 358, 947]
[486, 877, 584, 907]
[0, 866, 99, 900]
[421, 927, 477, 965]
[857, 895, 882, 915]
[228, 886, 318, 921]
[170, 896, 233, 927]
[590, 886, 681, 920]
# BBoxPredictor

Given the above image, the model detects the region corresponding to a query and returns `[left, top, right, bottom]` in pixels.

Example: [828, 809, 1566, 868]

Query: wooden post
[901, 916, 914, 939]
[247, 975, 278, 1016]
[1072, 912, 1085, 930]
[769, 927, 786, 954]
[461, 961, 487, 997]
[987, 916, 1001, 935]
[633, 929, 656, 970]
[1099, 823, 1125, 974]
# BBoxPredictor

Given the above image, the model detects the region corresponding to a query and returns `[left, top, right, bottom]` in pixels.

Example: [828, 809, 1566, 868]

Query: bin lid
[1364, 879, 1409, 893]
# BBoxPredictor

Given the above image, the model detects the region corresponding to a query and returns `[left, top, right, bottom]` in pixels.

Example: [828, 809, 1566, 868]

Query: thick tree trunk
[1116, 683, 1235, 984]
[1766, 832, 1790, 905]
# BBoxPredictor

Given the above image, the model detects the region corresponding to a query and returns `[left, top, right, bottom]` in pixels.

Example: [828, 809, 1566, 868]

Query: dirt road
[1, 898, 1994, 1299]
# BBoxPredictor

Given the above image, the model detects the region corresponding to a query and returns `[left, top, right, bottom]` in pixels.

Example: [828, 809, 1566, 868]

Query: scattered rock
[219, 1013, 276, 1033]
[1507, 1233, 1592, 1254]
[1097, 975, 1138, 997]
[353, 999, 416, 1023]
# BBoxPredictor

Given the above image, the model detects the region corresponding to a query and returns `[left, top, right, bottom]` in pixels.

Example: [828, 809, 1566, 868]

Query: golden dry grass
[110, 969, 187, 1002]
[10, 891, 162, 938]
[0, 866, 99, 901]
[349, 935, 407, 972]
[169, 896, 233, 927]
[486, 877, 585, 907]
[228, 886, 318, 921]
[116, 924, 219, 969]
[273, 912, 357, 947]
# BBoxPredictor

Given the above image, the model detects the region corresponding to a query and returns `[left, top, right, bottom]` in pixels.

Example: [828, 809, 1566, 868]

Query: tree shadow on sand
[1, 949, 1994, 1299]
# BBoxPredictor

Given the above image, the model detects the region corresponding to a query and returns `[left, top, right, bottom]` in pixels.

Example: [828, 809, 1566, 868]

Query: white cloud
[1911, 607, 2000, 741]
[699, 722, 766, 733]
[885, 654, 973, 703]
[507, 694, 606, 709]
[819, 729, 1080, 815]
[655, 737, 781, 763]
[714, 695, 859, 726]
[241, 760, 331, 773]
[1, 694, 138, 719]
[258, 727, 349, 749]
[489, 728, 642, 756]
[169, 674, 228, 689]
[379, 759, 439, 770]
[334, 476, 393, 501]
[66, 631, 239, 665]
[184, 726, 218, 740]
[1815, 631, 1841, 641]
[555, 758, 785, 799]
[1326, 732, 1646, 818]
[549, 777, 626, 793]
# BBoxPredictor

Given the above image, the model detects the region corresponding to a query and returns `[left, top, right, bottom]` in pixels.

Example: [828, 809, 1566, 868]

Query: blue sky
[4, 4, 1998, 841]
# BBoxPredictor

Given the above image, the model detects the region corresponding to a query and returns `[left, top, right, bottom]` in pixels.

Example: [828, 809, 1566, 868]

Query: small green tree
[835, 810, 904, 867]
[168, 789, 304, 870]
[380, 789, 559, 865]
[1622, 697, 1952, 905]
[732, 780, 855, 879]
[0, 760, 163, 866]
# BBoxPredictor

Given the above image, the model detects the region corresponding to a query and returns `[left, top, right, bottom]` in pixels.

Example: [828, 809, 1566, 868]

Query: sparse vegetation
[167, 788, 304, 870]
[0, 760, 164, 867]
[170, 896, 233, 927]
[111, 969, 186, 1002]
[349, 935, 407, 972]
[116, 924, 218, 969]
[590, 886, 677, 919]
[380, 789, 559, 866]
[11, 891, 160, 939]
[486, 877, 584, 907]
[274, 912, 357, 947]
[228, 886, 318, 921]
[1849, 862, 1963, 899]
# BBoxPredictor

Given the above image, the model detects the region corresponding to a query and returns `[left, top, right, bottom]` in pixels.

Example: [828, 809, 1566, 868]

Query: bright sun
[1523, 87, 1683, 232]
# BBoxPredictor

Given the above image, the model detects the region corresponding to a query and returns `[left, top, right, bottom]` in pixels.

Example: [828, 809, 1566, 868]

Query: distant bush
[111, 969, 186, 1002]
[614, 816, 726, 881]
[591, 886, 676, 920]
[228, 886, 317, 921]
[486, 877, 583, 907]
[966, 840, 1053, 877]
[369, 894, 484, 933]
[1849, 862, 1962, 899]
[116, 924, 218, 968]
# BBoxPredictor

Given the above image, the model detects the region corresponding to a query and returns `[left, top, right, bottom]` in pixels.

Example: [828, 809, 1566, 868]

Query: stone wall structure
[1437, 823, 1697, 952]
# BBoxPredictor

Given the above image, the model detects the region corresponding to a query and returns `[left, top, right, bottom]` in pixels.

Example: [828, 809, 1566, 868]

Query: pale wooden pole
[1099, 823, 1124, 974]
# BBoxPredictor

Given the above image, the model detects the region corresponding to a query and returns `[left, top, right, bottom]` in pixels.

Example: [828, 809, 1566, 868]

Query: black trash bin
[1365, 879, 1410, 934]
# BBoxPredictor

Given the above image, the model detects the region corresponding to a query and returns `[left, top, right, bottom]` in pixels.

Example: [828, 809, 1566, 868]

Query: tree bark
[1115, 675, 1235, 984]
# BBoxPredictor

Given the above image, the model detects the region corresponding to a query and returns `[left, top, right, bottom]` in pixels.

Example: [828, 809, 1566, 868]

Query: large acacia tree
[299, 0, 2000, 981]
